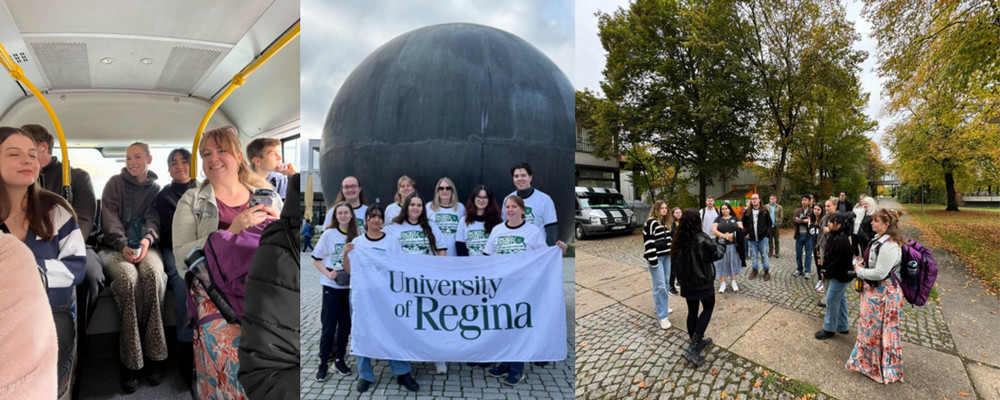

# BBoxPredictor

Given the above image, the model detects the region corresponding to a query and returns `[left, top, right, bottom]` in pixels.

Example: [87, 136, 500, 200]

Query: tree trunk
[944, 170, 959, 211]
[775, 144, 789, 201]
[699, 172, 707, 207]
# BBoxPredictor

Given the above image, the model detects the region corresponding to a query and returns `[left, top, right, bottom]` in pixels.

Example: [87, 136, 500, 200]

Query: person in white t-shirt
[342, 206, 419, 393]
[700, 196, 719, 238]
[312, 202, 359, 381]
[383, 193, 448, 374]
[384, 175, 416, 224]
[456, 184, 503, 257]
[323, 176, 368, 233]
[484, 195, 566, 387]
[504, 162, 558, 245]
[426, 177, 465, 256]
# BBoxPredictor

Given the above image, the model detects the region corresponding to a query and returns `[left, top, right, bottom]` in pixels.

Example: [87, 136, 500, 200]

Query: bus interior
[0, 0, 300, 398]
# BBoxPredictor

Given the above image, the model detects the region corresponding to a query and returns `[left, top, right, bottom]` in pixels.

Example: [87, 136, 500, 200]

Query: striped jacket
[17, 204, 87, 307]
[642, 218, 671, 265]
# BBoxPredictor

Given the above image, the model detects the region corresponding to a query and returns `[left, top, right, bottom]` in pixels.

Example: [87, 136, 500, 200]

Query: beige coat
[172, 181, 283, 275]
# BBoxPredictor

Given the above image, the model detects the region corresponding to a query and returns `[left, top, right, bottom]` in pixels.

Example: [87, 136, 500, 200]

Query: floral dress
[845, 278, 904, 383]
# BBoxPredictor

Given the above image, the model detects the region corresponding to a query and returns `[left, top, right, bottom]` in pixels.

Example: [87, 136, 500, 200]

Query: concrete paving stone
[966, 363, 1000, 400]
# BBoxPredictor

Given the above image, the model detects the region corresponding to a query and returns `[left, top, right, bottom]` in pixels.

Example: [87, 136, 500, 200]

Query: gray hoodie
[100, 168, 161, 251]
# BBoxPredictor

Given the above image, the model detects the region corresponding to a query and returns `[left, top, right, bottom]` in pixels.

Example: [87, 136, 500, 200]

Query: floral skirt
[845, 279, 904, 384]
[193, 285, 246, 399]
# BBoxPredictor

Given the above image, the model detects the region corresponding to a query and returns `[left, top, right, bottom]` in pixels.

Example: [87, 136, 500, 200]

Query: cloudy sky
[301, 0, 574, 139]
[574, 0, 892, 161]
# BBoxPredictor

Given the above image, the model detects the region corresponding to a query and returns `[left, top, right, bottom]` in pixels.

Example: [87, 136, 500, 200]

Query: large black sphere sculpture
[321, 23, 575, 241]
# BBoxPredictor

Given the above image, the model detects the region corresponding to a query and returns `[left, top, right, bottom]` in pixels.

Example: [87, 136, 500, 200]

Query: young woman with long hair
[810, 202, 827, 292]
[312, 202, 360, 381]
[455, 184, 502, 257]
[173, 125, 282, 398]
[815, 212, 854, 340]
[672, 208, 725, 367]
[0, 127, 86, 397]
[712, 203, 744, 293]
[641, 200, 673, 329]
[668, 206, 682, 294]
[426, 177, 466, 256]
[383, 175, 416, 224]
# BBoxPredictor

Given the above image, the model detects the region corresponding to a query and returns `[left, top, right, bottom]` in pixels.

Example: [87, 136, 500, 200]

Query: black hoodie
[100, 168, 160, 251]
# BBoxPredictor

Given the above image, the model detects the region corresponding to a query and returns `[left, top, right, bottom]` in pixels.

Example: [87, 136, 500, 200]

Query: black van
[574, 186, 638, 239]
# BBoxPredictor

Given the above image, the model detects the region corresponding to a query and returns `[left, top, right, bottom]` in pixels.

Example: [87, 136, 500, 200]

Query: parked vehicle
[574, 186, 638, 239]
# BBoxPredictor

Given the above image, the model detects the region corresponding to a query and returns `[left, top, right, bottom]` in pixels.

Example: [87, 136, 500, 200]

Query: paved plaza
[575, 198, 1000, 400]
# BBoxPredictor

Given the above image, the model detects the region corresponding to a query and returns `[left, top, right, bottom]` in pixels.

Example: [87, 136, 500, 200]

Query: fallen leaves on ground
[580, 342, 588, 347]
[638, 381, 646, 388]
[959, 390, 970, 396]
[763, 371, 770, 377]
[721, 390, 728, 399]
[616, 347, 625, 354]
[754, 381, 761, 388]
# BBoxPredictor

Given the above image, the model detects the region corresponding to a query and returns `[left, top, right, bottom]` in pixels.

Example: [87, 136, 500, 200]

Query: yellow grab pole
[191, 20, 300, 179]
[0, 43, 73, 197]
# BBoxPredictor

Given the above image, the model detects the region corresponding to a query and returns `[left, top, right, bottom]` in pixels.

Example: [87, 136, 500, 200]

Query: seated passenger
[154, 148, 198, 386]
[21, 124, 103, 338]
[0, 127, 86, 397]
[246, 138, 296, 199]
[174, 126, 281, 399]
[0, 233, 59, 399]
[97, 141, 168, 393]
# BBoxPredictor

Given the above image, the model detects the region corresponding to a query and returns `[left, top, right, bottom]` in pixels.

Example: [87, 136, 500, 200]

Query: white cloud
[301, 0, 574, 139]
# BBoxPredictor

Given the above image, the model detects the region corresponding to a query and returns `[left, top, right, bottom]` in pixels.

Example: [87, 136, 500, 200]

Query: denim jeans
[648, 255, 671, 319]
[823, 279, 850, 332]
[747, 238, 770, 271]
[795, 235, 813, 274]
[358, 357, 412, 382]
[160, 247, 193, 342]
[52, 295, 75, 397]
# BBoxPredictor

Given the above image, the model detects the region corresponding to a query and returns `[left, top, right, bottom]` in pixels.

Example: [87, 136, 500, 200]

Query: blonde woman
[426, 177, 465, 256]
[641, 200, 673, 329]
[173, 126, 282, 398]
[384, 175, 415, 223]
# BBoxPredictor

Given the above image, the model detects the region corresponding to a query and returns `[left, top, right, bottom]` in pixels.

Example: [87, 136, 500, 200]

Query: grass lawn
[902, 204, 1000, 296]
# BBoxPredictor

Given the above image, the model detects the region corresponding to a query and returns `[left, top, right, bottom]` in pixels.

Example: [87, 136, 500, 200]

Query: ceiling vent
[154, 46, 223, 93]
[30, 42, 91, 89]
[12, 52, 28, 63]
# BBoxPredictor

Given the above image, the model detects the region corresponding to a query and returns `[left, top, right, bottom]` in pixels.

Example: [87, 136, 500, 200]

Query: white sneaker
[804, 273, 811, 279]
[435, 362, 447, 375]
[719, 282, 727, 293]
[659, 317, 672, 329]
[731, 281, 739, 292]
[668, 307, 674, 314]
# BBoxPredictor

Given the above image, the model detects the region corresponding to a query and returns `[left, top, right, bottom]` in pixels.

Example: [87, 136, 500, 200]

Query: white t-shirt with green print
[312, 227, 350, 288]
[322, 203, 368, 234]
[456, 216, 490, 256]
[426, 203, 465, 256]
[385, 221, 446, 255]
[483, 220, 547, 256]
[504, 188, 558, 233]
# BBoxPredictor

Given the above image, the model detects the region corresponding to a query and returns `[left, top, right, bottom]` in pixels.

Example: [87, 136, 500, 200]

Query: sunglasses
[437, 186, 453, 192]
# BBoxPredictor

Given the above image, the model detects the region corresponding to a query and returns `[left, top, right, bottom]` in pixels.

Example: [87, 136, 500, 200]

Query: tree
[592, 0, 759, 205]
[864, 0, 1000, 210]
[741, 0, 868, 201]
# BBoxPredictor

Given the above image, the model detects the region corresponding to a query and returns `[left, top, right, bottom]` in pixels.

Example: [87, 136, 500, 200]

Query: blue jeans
[747, 238, 770, 271]
[795, 235, 813, 274]
[648, 255, 671, 319]
[823, 279, 850, 332]
[498, 361, 524, 375]
[160, 247, 193, 342]
[358, 357, 412, 382]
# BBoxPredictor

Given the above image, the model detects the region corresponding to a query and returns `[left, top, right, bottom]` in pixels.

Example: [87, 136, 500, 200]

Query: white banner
[348, 246, 567, 362]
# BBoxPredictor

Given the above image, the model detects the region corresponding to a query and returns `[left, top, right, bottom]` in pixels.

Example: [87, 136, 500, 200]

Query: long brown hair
[199, 126, 269, 189]
[391, 192, 438, 253]
[463, 184, 502, 234]
[873, 209, 904, 243]
[0, 127, 75, 242]
[328, 201, 360, 243]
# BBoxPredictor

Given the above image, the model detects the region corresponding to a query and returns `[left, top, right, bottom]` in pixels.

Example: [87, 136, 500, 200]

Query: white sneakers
[668, 307, 673, 314]
[719, 282, 727, 293]
[731, 281, 739, 292]
[435, 362, 447, 375]
[659, 317, 672, 330]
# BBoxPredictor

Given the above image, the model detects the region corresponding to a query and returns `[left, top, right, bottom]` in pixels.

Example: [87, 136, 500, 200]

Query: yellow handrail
[0, 43, 73, 196]
[191, 20, 300, 179]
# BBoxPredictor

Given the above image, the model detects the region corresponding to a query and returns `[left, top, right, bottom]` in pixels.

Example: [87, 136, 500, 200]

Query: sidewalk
[300, 254, 576, 399]
[575, 198, 1000, 399]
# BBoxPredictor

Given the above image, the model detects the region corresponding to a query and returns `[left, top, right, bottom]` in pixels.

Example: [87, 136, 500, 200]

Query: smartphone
[250, 188, 274, 208]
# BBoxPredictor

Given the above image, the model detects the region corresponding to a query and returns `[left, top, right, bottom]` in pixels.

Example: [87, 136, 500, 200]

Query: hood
[119, 168, 158, 186]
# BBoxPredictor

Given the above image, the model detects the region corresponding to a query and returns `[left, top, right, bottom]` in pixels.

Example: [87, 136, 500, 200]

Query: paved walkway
[299, 254, 576, 399]
[575, 198, 1000, 399]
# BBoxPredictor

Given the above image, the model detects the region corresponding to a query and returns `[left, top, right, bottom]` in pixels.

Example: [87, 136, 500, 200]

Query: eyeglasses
[343, 184, 360, 190]
[438, 186, 453, 192]
[475, 195, 489, 200]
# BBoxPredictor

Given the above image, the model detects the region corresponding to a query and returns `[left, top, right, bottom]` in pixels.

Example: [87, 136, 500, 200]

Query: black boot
[681, 333, 706, 367]
[695, 336, 713, 353]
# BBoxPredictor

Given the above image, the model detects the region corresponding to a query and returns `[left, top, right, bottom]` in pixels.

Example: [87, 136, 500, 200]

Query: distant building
[574, 127, 637, 201]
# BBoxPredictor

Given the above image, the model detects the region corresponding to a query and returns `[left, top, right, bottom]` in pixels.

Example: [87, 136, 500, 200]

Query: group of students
[311, 162, 567, 392]
[643, 191, 907, 384]
[0, 124, 297, 398]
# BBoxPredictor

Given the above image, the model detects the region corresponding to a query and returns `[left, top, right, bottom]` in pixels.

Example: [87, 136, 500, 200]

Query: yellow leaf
[617, 347, 625, 354]
[959, 390, 970, 396]
[721, 390, 728, 399]
[633, 378, 640, 384]
[754, 381, 761, 388]
[639, 381, 647, 388]
[581, 342, 589, 347]
[763, 371, 770, 377]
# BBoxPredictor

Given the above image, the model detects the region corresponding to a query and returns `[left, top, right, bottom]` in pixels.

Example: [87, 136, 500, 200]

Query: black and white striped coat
[642, 218, 671, 265]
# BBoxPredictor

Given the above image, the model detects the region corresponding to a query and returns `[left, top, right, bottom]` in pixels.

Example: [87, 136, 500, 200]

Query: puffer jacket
[238, 174, 301, 399]
[672, 232, 725, 295]
[172, 180, 283, 275]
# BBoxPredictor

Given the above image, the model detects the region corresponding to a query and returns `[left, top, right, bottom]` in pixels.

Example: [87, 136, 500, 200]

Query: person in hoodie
[97, 141, 168, 393]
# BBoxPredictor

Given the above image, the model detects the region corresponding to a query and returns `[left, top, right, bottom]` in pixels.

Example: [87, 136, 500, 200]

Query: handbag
[334, 270, 351, 286]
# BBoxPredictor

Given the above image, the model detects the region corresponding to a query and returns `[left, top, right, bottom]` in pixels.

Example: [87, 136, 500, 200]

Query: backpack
[185, 222, 271, 326]
[890, 240, 939, 306]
